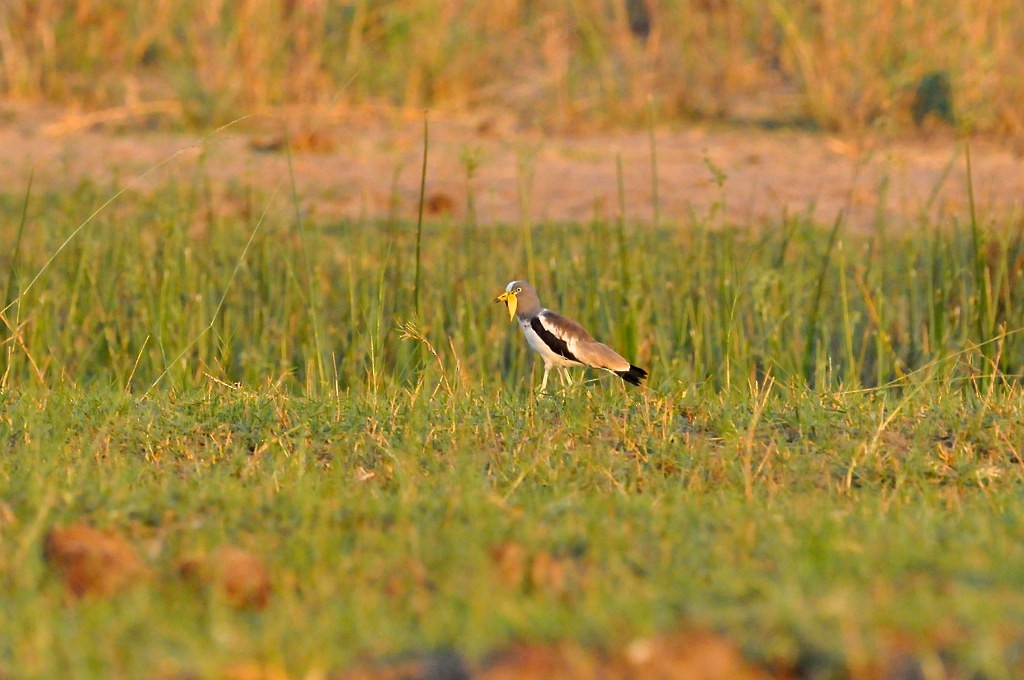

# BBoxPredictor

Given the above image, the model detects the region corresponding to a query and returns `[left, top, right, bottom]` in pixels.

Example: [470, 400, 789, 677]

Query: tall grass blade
[286, 136, 327, 390]
[3, 169, 31, 310]
[615, 154, 637, 359]
[647, 95, 660, 229]
[964, 142, 993, 377]
[414, 111, 429, 319]
[1, 169, 33, 387]
[804, 211, 844, 385]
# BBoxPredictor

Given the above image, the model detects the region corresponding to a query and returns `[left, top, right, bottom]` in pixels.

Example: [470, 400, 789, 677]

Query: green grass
[4, 176, 1024, 394]
[2, 173, 1024, 678]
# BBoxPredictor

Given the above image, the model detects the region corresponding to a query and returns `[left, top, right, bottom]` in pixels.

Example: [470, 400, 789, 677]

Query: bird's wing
[534, 311, 630, 371]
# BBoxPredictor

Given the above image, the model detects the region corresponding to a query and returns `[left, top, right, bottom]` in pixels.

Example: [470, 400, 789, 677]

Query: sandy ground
[2, 103, 1023, 231]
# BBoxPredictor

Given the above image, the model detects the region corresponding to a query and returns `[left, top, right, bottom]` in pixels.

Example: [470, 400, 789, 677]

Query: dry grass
[0, 0, 1021, 137]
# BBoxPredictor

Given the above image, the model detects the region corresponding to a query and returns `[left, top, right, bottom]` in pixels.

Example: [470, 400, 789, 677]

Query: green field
[2, 152, 1024, 680]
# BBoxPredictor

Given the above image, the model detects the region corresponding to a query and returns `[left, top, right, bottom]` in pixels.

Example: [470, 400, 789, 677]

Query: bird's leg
[559, 367, 572, 388]
[539, 365, 551, 393]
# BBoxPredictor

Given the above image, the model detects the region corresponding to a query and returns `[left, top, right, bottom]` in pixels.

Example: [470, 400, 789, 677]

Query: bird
[493, 280, 648, 392]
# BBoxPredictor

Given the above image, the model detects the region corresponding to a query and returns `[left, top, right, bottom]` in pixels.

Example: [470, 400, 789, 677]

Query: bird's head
[493, 281, 528, 321]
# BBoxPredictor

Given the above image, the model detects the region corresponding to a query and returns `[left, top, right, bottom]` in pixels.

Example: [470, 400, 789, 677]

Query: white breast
[518, 316, 581, 368]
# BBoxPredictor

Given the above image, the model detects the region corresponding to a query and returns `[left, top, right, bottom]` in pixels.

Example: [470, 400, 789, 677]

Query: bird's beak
[493, 291, 517, 320]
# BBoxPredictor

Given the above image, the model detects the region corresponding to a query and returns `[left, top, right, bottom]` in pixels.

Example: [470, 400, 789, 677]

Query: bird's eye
[515, 287, 522, 293]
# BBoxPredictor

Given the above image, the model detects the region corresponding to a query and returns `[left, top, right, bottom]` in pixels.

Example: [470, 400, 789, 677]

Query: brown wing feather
[538, 311, 630, 372]
[539, 311, 595, 342]
[573, 340, 631, 372]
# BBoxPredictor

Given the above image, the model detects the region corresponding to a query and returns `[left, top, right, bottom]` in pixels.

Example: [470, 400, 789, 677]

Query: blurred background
[1, 0, 1018, 138]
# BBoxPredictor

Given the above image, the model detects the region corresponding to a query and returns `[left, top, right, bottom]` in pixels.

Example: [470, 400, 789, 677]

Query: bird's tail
[616, 364, 648, 386]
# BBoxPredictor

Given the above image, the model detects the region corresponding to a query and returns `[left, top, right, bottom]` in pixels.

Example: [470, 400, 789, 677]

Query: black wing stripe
[531, 316, 581, 363]
[616, 364, 648, 386]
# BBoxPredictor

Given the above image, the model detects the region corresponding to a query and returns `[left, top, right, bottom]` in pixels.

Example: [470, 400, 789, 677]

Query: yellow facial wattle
[505, 293, 517, 320]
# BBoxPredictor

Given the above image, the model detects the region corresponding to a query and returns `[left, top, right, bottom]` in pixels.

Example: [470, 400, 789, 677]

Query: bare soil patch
[3, 104, 1023, 232]
[43, 524, 149, 598]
